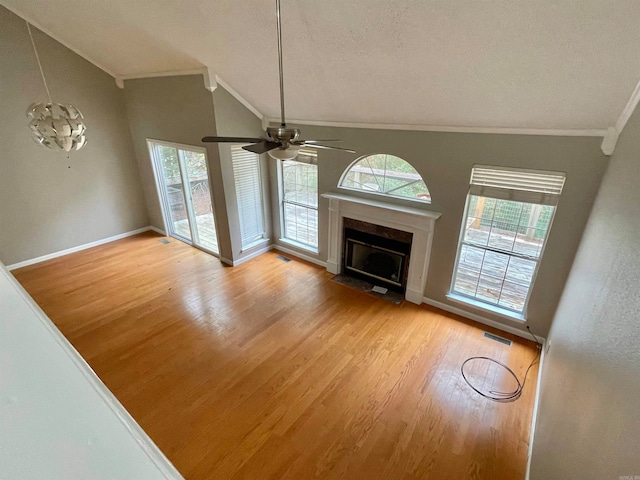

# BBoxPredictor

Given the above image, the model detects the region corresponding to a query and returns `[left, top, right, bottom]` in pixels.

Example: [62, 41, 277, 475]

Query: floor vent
[483, 331, 512, 346]
[276, 255, 291, 262]
[159, 238, 170, 244]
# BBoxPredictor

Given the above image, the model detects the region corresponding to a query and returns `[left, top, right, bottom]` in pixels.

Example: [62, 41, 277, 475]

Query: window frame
[278, 150, 319, 252]
[448, 166, 564, 320]
[146, 138, 220, 256]
[338, 154, 431, 204]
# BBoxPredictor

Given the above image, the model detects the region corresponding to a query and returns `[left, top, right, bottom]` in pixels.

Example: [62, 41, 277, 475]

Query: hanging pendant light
[25, 21, 87, 152]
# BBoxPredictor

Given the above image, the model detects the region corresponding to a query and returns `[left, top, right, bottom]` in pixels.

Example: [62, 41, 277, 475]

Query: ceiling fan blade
[243, 141, 281, 154]
[302, 144, 356, 153]
[295, 139, 341, 144]
[202, 136, 265, 143]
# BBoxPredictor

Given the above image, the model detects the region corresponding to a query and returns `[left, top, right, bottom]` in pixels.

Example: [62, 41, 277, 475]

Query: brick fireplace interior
[342, 217, 413, 293]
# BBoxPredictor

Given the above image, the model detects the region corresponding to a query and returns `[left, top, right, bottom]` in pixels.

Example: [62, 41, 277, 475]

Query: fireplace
[322, 193, 441, 304]
[342, 218, 412, 293]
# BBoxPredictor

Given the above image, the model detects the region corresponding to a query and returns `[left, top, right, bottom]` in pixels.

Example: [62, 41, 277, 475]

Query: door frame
[147, 139, 220, 257]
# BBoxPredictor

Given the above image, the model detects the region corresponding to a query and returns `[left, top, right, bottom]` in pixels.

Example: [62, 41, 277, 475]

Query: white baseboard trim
[148, 226, 167, 236]
[220, 257, 234, 266]
[6, 227, 156, 271]
[226, 244, 274, 267]
[273, 244, 327, 268]
[0, 264, 183, 479]
[525, 337, 547, 480]
[422, 296, 546, 342]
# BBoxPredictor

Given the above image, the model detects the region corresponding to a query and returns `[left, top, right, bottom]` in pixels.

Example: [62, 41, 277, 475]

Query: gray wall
[122, 75, 233, 261]
[0, 6, 148, 265]
[529, 105, 640, 478]
[268, 124, 607, 336]
[212, 86, 270, 262]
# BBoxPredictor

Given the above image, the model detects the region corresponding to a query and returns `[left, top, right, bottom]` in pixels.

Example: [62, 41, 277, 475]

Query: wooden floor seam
[13, 232, 539, 480]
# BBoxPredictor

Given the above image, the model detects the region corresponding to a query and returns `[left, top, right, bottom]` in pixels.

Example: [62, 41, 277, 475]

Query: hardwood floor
[13, 232, 539, 480]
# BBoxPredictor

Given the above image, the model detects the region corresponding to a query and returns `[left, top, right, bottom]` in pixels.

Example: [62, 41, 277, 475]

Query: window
[231, 145, 266, 249]
[339, 154, 431, 202]
[450, 165, 566, 317]
[281, 149, 318, 250]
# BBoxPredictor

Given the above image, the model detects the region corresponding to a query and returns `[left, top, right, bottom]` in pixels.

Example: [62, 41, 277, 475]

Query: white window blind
[231, 145, 265, 248]
[470, 166, 566, 205]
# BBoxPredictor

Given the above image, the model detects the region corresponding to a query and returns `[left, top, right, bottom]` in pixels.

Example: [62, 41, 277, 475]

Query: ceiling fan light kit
[25, 21, 87, 153]
[267, 145, 300, 161]
[203, 0, 355, 161]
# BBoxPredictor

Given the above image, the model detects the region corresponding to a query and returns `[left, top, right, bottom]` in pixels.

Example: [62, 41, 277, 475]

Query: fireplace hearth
[322, 193, 441, 304]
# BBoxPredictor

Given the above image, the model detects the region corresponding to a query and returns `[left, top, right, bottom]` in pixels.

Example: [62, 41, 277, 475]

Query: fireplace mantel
[321, 193, 441, 304]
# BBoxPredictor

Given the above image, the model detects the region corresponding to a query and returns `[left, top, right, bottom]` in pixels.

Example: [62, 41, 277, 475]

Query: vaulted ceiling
[4, 0, 640, 131]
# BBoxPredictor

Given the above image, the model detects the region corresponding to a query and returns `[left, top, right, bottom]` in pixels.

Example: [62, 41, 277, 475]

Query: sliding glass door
[148, 140, 219, 255]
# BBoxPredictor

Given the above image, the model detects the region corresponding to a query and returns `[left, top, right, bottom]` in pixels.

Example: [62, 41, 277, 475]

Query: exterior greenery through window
[281, 150, 318, 249]
[339, 154, 431, 202]
[148, 140, 218, 254]
[451, 166, 565, 314]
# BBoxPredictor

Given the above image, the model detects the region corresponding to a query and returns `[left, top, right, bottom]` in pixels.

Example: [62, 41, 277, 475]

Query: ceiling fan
[202, 0, 355, 162]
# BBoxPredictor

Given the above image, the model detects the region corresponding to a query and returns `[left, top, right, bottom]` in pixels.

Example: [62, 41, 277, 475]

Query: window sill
[240, 238, 270, 253]
[446, 293, 526, 322]
[279, 238, 319, 255]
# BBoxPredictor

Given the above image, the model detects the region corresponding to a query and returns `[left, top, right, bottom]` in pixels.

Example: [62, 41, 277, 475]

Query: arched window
[338, 154, 431, 203]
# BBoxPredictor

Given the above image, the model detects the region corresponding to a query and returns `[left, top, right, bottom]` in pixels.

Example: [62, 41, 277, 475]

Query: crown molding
[3, 3, 117, 77]
[599, 78, 640, 156]
[7, 0, 633, 156]
[214, 75, 264, 120]
[115, 67, 216, 91]
[266, 117, 607, 138]
[600, 127, 619, 156]
[615, 78, 640, 134]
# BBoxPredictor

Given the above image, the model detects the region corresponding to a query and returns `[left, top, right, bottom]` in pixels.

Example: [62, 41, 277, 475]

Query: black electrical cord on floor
[460, 326, 542, 403]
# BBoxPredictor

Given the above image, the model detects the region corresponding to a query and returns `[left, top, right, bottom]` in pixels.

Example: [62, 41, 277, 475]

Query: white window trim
[278, 155, 319, 253]
[279, 237, 318, 254]
[337, 154, 431, 204]
[446, 292, 526, 322]
[231, 144, 268, 251]
[448, 166, 564, 318]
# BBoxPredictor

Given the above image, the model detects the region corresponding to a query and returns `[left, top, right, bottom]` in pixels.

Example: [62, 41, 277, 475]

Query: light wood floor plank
[13, 232, 539, 480]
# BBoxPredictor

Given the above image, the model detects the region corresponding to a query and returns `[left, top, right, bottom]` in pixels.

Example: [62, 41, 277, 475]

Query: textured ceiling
[4, 0, 640, 130]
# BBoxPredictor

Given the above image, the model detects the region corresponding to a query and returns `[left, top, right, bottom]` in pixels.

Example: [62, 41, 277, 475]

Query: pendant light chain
[26, 21, 52, 104]
[25, 20, 87, 152]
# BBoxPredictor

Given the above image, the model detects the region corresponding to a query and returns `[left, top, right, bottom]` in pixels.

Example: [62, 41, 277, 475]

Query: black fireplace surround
[342, 218, 412, 293]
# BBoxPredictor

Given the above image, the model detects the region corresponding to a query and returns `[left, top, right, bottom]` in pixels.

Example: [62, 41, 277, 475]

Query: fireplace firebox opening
[342, 218, 412, 293]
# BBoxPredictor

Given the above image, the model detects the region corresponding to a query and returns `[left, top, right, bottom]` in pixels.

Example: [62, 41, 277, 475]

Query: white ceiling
[4, 0, 640, 131]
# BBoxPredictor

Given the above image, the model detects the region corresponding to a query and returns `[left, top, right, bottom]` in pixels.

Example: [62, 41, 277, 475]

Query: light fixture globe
[268, 145, 300, 161]
[27, 102, 87, 152]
